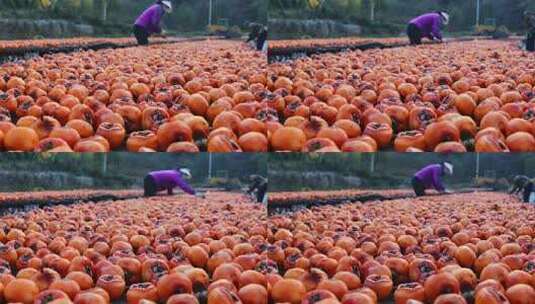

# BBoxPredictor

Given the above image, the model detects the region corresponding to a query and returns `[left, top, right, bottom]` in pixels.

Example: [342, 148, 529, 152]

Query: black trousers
[407, 24, 422, 45]
[257, 31, 267, 51]
[144, 175, 157, 197]
[523, 182, 533, 203]
[412, 177, 426, 197]
[527, 32, 535, 52]
[256, 184, 267, 203]
[134, 25, 149, 46]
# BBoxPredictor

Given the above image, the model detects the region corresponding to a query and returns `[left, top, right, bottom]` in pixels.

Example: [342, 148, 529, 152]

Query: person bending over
[134, 0, 172, 46]
[247, 23, 268, 52]
[247, 175, 267, 204]
[407, 11, 449, 45]
[525, 11, 535, 51]
[412, 162, 453, 197]
[510, 175, 530, 195]
[523, 180, 534, 203]
[144, 168, 195, 197]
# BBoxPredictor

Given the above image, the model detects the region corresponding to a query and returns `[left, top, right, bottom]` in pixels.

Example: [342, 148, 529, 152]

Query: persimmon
[238, 284, 268, 304]
[65, 272, 93, 290]
[363, 123, 393, 148]
[96, 122, 125, 149]
[207, 286, 242, 304]
[49, 279, 81, 300]
[505, 284, 535, 304]
[475, 286, 509, 304]
[394, 283, 426, 304]
[4, 126, 39, 151]
[4, 278, 39, 304]
[207, 135, 242, 152]
[238, 132, 268, 152]
[394, 131, 426, 152]
[167, 142, 200, 152]
[49, 126, 81, 148]
[271, 127, 307, 151]
[303, 138, 339, 152]
[506, 132, 535, 152]
[333, 119, 361, 138]
[73, 140, 108, 152]
[341, 291, 375, 304]
[126, 130, 159, 152]
[156, 120, 193, 151]
[126, 282, 159, 304]
[142, 107, 169, 132]
[73, 291, 107, 304]
[271, 279, 307, 304]
[34, 289, 71, 304]
[434, 142, 467, 153]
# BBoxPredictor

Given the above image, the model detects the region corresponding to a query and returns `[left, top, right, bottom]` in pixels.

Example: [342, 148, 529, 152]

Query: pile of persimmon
[267, 40, 535, 152]
[269, 37, 410, 53]
[266, 191, 535, 303]
[0, 39, 268, 152]
[0, 36, 181, 55]
[0, 189, 142, 206]
[269, 189, 413, 206]
[0, 191, 268, 304]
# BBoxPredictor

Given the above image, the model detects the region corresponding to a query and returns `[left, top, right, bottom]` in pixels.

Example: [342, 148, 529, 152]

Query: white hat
[161, 1, 172, 13]
[439, 12, 450, 25]
[443, 162, 453, 176]
[179, 168, 191, 179]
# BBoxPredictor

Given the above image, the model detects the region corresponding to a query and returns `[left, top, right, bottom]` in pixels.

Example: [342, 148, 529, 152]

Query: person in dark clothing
[247, 23, 268, 51]
[510, 175, 530, 195]
[525, 11, 535, 51]
[247, 175, 267, 203]
[523, 180, 534, 203]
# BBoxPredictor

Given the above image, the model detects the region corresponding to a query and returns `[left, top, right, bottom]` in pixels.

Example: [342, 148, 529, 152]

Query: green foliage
[0, 153, 266, 192]
[0, 0, 266, 35]
[270, 0, 535, 37]
[269, 154, 535, 192]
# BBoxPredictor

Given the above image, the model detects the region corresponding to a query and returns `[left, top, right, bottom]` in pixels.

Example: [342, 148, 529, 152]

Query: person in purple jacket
[134, 0, 173, 46]
[407, 11, 450, 45]
[144, 168, 196, 197]
[412, 162, 453, 196]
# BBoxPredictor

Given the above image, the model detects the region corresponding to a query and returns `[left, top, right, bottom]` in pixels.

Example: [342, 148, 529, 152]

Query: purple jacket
[148, 170, 196, 195]
[135, 4, 164, 34]
[414, 164, 445, 192]
[409, 13, 443, 40]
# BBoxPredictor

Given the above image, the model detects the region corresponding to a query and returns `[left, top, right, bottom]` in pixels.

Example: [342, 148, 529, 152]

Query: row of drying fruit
[0, 189, 142, 205]
[267, 40, 535, 152]
[2, 39, 535, 152]
[268, 37, 411, 53]
[0, 192, 268, 304]
[0, 37, 182, 55]
[0, 40, 269, 152]
[266, 192, 535, 303]
[268, 189, 414, 206]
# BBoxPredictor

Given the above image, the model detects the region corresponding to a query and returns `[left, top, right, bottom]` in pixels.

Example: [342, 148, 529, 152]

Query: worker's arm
[431, 18, 443, 42]
[432, 170, 446, 193]
[175, 176, 196, 195]
[248, 180, 259, 194]
[152, 8, 163, 34]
